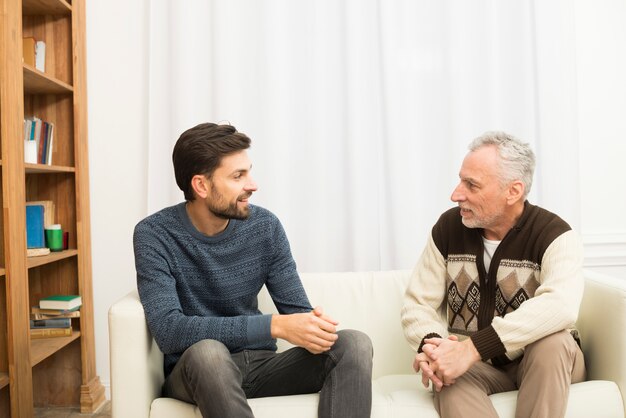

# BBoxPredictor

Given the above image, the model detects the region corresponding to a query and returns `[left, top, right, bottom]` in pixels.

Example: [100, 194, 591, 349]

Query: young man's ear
[506, 180, 525, 205]
[191, 175, 210, 199]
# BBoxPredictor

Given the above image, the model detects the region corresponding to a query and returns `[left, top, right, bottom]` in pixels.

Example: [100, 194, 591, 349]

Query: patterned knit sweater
[133, 203, 312, 377]
[401, 202, 584, 364]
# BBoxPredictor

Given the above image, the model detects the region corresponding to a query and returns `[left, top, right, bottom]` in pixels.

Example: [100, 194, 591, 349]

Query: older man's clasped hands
[413, 335, 481, 392]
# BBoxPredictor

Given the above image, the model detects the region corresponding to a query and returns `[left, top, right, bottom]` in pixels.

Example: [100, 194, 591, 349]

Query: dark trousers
[163, 329, 373, 418]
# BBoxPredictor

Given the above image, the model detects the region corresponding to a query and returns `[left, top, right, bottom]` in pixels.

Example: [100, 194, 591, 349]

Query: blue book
[26, 204, 45, 248]
[30, 318, 71, 329]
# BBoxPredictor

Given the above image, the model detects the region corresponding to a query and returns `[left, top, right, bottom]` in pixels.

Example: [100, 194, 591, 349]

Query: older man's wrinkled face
[450, 146, 509, 234]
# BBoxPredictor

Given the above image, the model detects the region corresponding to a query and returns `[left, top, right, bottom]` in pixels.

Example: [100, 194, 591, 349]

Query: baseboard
[102, 379, 111, 400]
[582, 233, 626, 267]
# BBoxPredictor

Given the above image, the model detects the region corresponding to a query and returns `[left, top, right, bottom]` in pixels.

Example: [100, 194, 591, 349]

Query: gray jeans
[163, 329, 373, 418]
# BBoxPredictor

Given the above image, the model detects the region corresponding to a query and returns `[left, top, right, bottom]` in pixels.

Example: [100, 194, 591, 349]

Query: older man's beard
[459, 205, 502, 230]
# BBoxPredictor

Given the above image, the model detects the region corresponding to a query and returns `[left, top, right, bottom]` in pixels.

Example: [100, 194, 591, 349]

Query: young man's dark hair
[172, 123, 251, 201]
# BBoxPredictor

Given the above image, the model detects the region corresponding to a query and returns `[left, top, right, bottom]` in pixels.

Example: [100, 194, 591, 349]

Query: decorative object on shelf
[45, 224, 63, 251]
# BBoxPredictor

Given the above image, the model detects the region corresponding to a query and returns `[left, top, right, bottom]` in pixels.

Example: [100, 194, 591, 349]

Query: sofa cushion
[150, 385, 391, 418]
[375, 375, 624, 418]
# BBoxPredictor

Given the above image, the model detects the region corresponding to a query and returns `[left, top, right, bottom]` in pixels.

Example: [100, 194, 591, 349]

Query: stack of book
[23, 116, 54, 165]
[30, 295, 81, 339]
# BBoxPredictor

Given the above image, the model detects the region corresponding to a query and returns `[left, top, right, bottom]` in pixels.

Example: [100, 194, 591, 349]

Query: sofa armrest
[577, 270, 626, 415]
[109, 290, 164, 418]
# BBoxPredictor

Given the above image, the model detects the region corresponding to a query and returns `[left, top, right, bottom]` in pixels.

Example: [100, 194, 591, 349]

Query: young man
[401, 132, 586, 418]
[134, 122, 373, 418]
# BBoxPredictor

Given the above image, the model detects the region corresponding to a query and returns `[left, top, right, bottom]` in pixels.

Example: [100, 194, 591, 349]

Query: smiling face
[201, 150, 258, 220]
[450, 145, 515, 239]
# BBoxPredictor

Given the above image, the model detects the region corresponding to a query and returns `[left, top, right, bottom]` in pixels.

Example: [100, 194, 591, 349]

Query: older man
[402, 132, 586, 418]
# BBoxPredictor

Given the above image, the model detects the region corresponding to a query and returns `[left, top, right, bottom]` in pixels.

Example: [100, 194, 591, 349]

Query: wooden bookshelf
[24, 163, 75, 173]
[0, 0, 105, 416]
[27, 249, 77, 269]
[31, 331, 80, 366]
[23, 0, 71, 16]
[23, 65, 73, 94]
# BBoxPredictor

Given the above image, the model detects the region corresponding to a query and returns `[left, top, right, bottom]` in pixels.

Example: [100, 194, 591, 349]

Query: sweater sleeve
[401, 233, 450, 352]
[483, 230, 584, 355]
[264, 219, 313, 314]
[133, 221, 272, 355]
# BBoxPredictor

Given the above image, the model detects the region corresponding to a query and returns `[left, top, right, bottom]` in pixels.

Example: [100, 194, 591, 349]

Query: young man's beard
[206, 190, 252, 221]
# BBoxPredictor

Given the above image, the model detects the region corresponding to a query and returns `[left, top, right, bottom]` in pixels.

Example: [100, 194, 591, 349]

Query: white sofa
[109, 269, 626, 418]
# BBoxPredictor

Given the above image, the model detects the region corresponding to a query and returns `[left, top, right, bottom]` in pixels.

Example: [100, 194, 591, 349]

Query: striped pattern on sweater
[133, 203, 311, 377]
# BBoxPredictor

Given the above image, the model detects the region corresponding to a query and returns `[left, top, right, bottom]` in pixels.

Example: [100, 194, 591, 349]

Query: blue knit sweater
[133, 203, 312, 377]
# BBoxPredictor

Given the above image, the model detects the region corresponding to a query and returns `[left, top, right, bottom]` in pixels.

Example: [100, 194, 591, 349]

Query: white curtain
[147, 0, 581, 273]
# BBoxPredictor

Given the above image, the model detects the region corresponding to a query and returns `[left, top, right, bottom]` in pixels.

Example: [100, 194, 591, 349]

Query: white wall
[85, 0, 626, 397]
[575, 0, 626, 279]
[85, 0, 149, 399]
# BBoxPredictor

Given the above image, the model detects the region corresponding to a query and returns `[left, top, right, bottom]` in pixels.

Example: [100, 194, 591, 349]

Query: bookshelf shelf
[25, 163, 75, 174]
[23, 0, 71, 15]
[23, 65, 73, 95]
[0, 267, 5, 277]
[0, 372, 8, 389]
[31, 331, 80, 366]
[27, 250, 78, 270]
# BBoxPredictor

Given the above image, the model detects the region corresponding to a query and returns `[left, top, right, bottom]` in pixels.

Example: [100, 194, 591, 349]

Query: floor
[34, 401, 111, 418]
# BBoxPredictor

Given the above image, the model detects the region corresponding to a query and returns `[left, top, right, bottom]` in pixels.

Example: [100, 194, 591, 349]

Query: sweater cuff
[246, 314, 273, 345]
[418, 332, 443, 353]
[470, 325, 506, 360]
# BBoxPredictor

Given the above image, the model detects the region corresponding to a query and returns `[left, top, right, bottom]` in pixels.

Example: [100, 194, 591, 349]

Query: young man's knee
[184, 339, 232, 370]
[334, 329, 373, 359]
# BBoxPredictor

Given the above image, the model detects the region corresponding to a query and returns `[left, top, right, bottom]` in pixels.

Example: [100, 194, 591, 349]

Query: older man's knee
[525, 330, 578, 360]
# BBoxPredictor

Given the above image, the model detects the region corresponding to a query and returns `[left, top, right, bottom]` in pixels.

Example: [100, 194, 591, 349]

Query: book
[24, 137, 37, 164]
[31, 306, 81, 319]
[31, 311, 80, 321]
[27, 247, 50, 257]
[33, 117, 42, 157]
[46, 122, 54, 165]
[23, 116, 55, 165]
[26, 200, 55, 228]
[30, 327, 72, 339]
[39, 295, 82, 310]
[26, 204, 45, 248]
[30, 318, 71, 329]
[23, 37, 36, 67]
[35, 40, 46, 72]
[39, 122, 47, 163]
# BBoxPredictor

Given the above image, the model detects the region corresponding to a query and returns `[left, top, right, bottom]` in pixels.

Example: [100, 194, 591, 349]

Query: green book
[39, 295, 82, 311]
